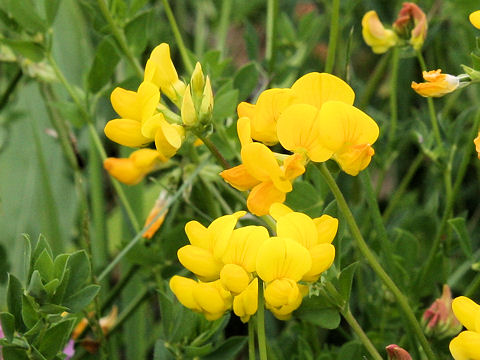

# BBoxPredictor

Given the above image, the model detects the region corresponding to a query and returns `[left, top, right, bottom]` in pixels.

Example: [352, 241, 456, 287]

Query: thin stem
[341, 308, 383, 360]
[194, 0, 207, 57]
[388, 46, 399, 146]
[217, 0, 233, 57]
[324, 0, 340, 74]
[265, 0, 278, 74]
[162, 0, 194, 73]
[383, 152, 424, 222]
[96, 0, 143, 78]
[318, 163, 436, 360]
[194, 132, 230, 169]
[97, 159, 208, 281]
[248, 319, 256, 360]
[357, 52, 390, 110]
[256, 279, 268, 360]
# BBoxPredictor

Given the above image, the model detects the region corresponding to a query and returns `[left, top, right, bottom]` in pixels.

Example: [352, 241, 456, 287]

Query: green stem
[194, 0, 207, 56]
[162, 0, 194, 73]
[97, 159, 208, 281]
[360, 170, 395, 275]
[96, 0, 143, 78]
[248, 319, 256, 360]
[0, 68, 23, 111]
[324, 0, 340, 74]
[382, 152, 424, 222]
[217, 0, 233, 56]
[341, 308, 383, 360]
[256, 279, 268, 360]
[265, 0, 278, 74]
[388, 46, 399, 146]
[357, 52, 391, 110]
[194, 132, 230, 169]
[318, 163, 436, 360]
[416, 51, 442, 147]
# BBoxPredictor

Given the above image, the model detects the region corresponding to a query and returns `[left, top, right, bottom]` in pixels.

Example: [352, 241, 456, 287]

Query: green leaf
[125, 10, 152, 55]
[50, 101, 84, 128]
[37, 319, 75, 359]
[7, 273, 25, 331]
[295, 296, 340, 329]
[21, 294, 39, 328]
[0, 312, 15, 342]
[184, 343, 214, 357]
[448, 217, 472, 258]
[22, 235, 32, 284]
[62, 284, 100, 313]
[64, 250, 90, 294]
[44, 0, 60, 25]
[202, 336, 247, 360]
[38, 304, 69, 314]
[285, 181, 324, 215]
[33, 249, 54, 283]
[43, 279, 59, 296]
[212, 80, 238, 123]
[153, 340, 175, 360]
[30, 235, 53, 280]
[53, 254, 69, 279]
[87, 36, 120, 92]
[1, 346, 29, 360]
[0, 39, 44, 62]
[0, 242, 9, 284]
[244, 21, 259, 61]
[233, 63, 259, 101]
[338, 262, 358, 302]
[6, 0, 46, 33]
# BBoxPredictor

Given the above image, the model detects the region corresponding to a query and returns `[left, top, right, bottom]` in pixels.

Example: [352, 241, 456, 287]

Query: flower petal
[247, 182, 286, 216]
[452, 296, 480, 332]
[104, 119, 152, 147]
[449, 330, 480, 360]
[220, 164, 261, 191]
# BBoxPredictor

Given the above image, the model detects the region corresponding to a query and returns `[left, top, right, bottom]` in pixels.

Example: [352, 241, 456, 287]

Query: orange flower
[474, 132, 480, 159]
[411, 69, 459, 97]
[143, 191, 169, 239]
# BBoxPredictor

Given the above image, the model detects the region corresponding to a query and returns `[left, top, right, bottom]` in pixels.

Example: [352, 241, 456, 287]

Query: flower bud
[386, 344, 412, 360]
[422, 285, 462, 337]
[181, 84, 197, 126]
[143, 191, 169, 239]
[199, 76, 214, 124]
[190, 62, 205, 99]
[393, 2, 427, 50]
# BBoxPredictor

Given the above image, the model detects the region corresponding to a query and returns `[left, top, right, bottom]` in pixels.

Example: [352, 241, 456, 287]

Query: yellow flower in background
[362, 10, 398, 54]
[450, 296, 480, 360]
[144, 43, 186, 105]
[470, 11, 480, 29]
[169, 276, 233, 321]
[411, 69, 460, 97]
[233, 278, 258, 323]
[177, 211, 245, 281]
[237, 88, 296, 145]
[474, 132, 480, 159]
[103, 149, 162, 185]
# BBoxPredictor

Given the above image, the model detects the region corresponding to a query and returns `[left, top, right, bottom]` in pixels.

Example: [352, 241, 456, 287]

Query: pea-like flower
[362, 10, 398, 54]
[411, 69, 460, 97]
[470, 11, 480, 29]
[393, 2, 427, 51]
[422, 285, 461, 337]
[233, 278, 258, 323]
[103, 149, 162, 185]
[386, 344, 412, 360]
[449, 296, 480, 360]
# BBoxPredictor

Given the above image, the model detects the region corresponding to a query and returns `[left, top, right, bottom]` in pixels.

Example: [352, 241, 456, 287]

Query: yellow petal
[283, 153, 306, 180]
[269, 203, 293, 220]
[237, 101, 255, 119]
[452, 296, 480, 332]
[277, 104, 333, 162]
[220, 164, 261, 191]
[302, 243, 335, 282]
[291, 72, 355, 110]
[181, 84, 197, 126]
[276, 212, 318, 249]
[317, 101, 379, 152]
[130, 148, 161, 169]
[138, 81, 161, 120]
[185, 220, 210, 249]
[470, 10, 480, 29]
[220, 263, 251, 294]
[103, 157, 144, 185]
[110, 87, 140, 120]
[333, 143, 375, 176]
[177, 245, 223, 281]
[208, 212, 246, 259]
[193, 281, 232, 318]
[237, 117, 253, 148]
[247, 181, 286, 216]
[104, 119, 152, 147]
[154, 118, 183, 161]
[256, 237, 312, 282]
[141, 114, 162, 139]
[313, 215, 338, 244]
[449, 331, 480, 360]
[233, 278, 258, 323]
[361, 10, 398, 54]
[169, 276, 201, 311]
[264, 278, 300, 308]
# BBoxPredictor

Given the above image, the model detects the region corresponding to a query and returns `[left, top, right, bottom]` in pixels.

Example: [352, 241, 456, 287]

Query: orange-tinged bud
[386, 344, 412, 360]
[393, 2, 427, 50]
[143, 191, 169, 239]
[422, 285, 461, 337]
[411, 69, 460, 97]
[362, 10, 398, 54]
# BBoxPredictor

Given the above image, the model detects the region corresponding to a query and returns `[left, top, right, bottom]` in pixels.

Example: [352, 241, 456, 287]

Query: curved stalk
[256, 279, 268, 360]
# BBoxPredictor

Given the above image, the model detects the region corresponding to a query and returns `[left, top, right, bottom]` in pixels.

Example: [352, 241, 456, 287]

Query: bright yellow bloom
[237, 88, 296, 145]
[362, 10, 398, 54]
[470, 11, 480, 29]
[103, 149, 162, 185]
[273, 206, 337, 282]
[449, 296, 480, 360]
[411, 69, 460, 97]
[177, 211, 245, 281]
[475, 132, 480, 159]
[144, 43, 186, 105]
[233, 278, 258, 323]
[169, 276, 232, 321]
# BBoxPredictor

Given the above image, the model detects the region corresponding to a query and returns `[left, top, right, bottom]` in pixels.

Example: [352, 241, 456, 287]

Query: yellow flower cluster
[170, 203, 338, 322]
[220, 72, 379, 216]
[103, 43, 213, 185]
[450, 296, 480, 360]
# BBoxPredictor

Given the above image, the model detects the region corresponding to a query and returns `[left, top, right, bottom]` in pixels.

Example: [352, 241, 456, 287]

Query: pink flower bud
[386, 344, 412, 360]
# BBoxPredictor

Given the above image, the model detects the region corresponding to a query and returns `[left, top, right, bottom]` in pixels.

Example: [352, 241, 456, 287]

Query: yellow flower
[362, 10, 398, 54]
[449, 296, 480, 360]
[169, 276, 232, 321]
[470, 11, 480, 29]
[233, 278, 258, 323]
[272, 205, 337, 282]
[475, 132, 480, 159]
[411, 69, 460, 98]
[103, 149, 162, 185]
[144, 43, 186, 105]
[177, 211, 245, 281]
[237, 88, 296, 145]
